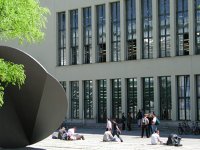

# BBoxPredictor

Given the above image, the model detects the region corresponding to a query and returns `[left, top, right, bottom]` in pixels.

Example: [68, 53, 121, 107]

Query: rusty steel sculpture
[0, 46, 67, 148]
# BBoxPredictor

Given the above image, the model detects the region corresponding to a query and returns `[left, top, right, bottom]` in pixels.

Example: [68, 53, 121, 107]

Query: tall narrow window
[112, 79, 121, 121]
[159, 76, 171, 120]
[71, 81, 79, 119]
[84, 80, 93, 119]
[197, 75, 200, 120]
[177, 75, 190, 120]
[176, 0, 189, 56]
[58, 12, 66, 66]
[142, 0, 153, 59]
[70, 9, 79, 65]
[126, 0, 137, 60]
[195, 0, 200, 54]
[59, 81, 66, 92]
[97, 79, 107, 123]
[97, 5, 106, 63]
[159, 0, 170, 57]
[127, 78, 137, 119]
[83, 7, 92, 64]
[111, 2, 121, 62]
[143, 77, 154, 113]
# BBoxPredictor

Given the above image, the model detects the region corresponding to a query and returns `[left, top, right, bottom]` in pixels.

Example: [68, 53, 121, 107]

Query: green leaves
[0, 58, 26, 106]
[0, 0, 50, 43]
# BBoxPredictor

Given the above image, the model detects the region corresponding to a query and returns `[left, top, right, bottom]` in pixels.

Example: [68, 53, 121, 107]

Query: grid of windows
[97, 5, 106, 63]
[70, 9, 79, 65]
[159, 0, 170, 57]
[176, 0, 189, 56]
[112, 79, 121, 121]
[58, 12, 66, 66]
[127, 78, 137, 119]
[71, 81, 79, 119]
[195, 0, 200, 54]
[126, 0, 137, 60]
[177, 75, 190, 120]
[111, 2, 121, 62]
[196, 75, 200, 120]
[97, 80, 107, 123]
[83, 7, 92, 64]
[159, 76, 171, 120]
[143, 77, 154, 113]
[84, 80, 93, 119]
[142, 0, 153, 59]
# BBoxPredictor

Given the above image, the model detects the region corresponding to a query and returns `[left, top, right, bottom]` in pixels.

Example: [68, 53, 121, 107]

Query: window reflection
[176, 0, 189, 56]
[195, 0, 200, 54]
[71, 81, 79, 119]
[84, 80, 93, 119]
[111, 2, 121, 62]
[196, 75, 200, 120]
[142, 0, 153, 59]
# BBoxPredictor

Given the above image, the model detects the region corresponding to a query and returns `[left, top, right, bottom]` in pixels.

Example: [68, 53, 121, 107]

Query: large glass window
[143, 77, 154, 113]
[176, 0, 189, 56]
[159, 0, 170, 57]
[159, 76, 171, 120]
[83, 7, 92, 64]
[97, 5, 106, 63]
[196, 75, 200, 120]
[177, 75, 190, 120]
[97, 80, 107, 123]
[195, 0, 200, 54]
[112, 79, 121, 121]
[58, 12, 66, 66]
[70, 9, 79, 65]
[142, 0, 153, 59]
[126, 0, 137, 60]
[71, 81, 79, 119]
[111, 2, 121, 62]
[84, 80, 93, 119]
[127, 78, 137, 119]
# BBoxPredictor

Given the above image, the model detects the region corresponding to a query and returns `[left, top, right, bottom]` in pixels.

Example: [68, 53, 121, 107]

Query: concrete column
[154, 76, 159, 116]
[120, 0, 126, 61]
[121, 78, 126, 115]
[171, 75, 177, 121]
[105, 2, 111, 62]
[92, 80, 97, 122]
[78, 8, 83, 64]
[152, 0, 159, 58]
[137, 77, 142, 111]
[66, 10, 70, 65]
[170, 0, 176, 57]
[190, 75, 196, 121]
[79, 80, 83, 120]
[107, 79, 111, 118]
[91, 5, 97, 63]
[189, 0, 195, 55]
[136, 0, 142, 60]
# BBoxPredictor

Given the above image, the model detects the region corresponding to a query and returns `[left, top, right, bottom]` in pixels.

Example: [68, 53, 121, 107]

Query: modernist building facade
[2, 0, 200, 124]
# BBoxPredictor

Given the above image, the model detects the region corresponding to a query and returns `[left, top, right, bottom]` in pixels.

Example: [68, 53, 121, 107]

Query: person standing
[112, 120, 123, 142]
[121, 113, 126, 130]
[141, 114, 149, 138]
[127, 112, 133, 131]
[136, 109, 143, 127]
[106, 118, 112, 131]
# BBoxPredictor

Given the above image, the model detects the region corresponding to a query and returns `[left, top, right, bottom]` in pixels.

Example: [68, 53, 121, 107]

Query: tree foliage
[0, 0, 50, 106]
[0, 0, 50, 43]
[0, 58, 26, 106]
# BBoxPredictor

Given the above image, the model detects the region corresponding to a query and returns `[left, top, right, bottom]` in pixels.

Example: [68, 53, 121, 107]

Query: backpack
[166, 134, 182, 146]
[155, 118, 160, 125]
[142, 117, 148, 125]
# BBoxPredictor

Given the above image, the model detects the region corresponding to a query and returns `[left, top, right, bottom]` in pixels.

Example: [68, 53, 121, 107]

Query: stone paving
[3, 128, 200, 150]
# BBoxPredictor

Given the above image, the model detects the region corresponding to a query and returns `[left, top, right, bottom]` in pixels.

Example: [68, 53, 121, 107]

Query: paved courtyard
[3, 128, 200, 150]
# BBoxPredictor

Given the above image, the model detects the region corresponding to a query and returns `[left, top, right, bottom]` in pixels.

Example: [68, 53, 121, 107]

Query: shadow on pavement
[0, 147, 45, 150]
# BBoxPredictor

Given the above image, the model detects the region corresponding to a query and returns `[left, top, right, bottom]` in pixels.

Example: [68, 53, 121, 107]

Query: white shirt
[103, 131, 115, 142]
[68, 128, 75, 136]
[106, 120, 112, 130]
[151, 133, 161, 145]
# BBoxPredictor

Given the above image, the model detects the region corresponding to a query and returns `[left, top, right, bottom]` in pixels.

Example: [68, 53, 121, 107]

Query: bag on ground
[166, 134, 182, 146]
